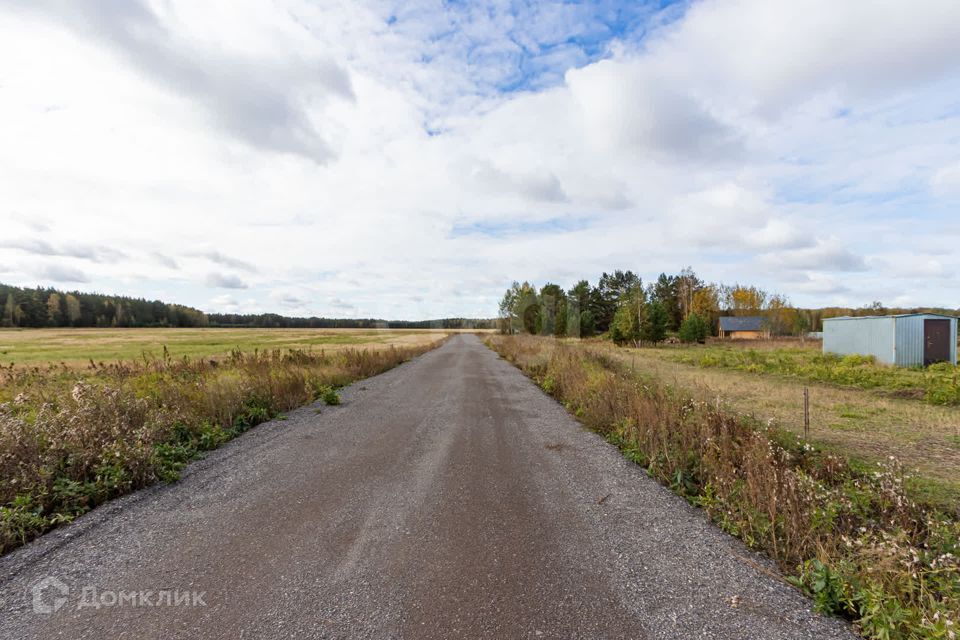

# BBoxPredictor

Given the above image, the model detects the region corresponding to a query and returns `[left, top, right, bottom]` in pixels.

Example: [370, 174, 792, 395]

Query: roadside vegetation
[497, 267, 960, 503]
[601, 343, 960, 512]
[652, 342, 960, 406]
[488, 334, 959, 640]
[0, 339, 442, 555]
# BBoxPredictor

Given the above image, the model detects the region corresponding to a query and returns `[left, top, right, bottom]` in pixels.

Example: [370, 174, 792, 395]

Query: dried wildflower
[71, 382, 88, 403]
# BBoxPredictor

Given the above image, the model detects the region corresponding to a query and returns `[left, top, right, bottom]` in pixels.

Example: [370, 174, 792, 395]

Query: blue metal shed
[822, 314, 958, 367]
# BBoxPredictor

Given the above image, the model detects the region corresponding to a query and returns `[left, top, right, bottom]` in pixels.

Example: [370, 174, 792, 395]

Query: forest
[498, 267, 960, 344]
[0, 283, 495, 330]
[0, 283, 208, 328]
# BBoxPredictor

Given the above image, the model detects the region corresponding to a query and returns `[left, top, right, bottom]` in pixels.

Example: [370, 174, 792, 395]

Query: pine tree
[640, 302, 668, 344]
[679, 312, 709, 343]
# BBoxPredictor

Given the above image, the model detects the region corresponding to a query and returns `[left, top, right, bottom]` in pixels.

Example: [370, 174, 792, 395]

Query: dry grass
[605, 344, 960, 510]
[0, 327, 470, 368]
[0, 338, 445, 555]
[488, 335, 959, 639]
[654, 338, 960, 405]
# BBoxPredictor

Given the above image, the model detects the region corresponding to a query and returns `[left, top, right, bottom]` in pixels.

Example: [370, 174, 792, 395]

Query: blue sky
[403, 0, 688, 93]
[1, 0, 960, 319]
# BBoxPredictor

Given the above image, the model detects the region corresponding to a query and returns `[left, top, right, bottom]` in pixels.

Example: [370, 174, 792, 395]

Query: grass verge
[0, 340, 442, 555]
[487, 335, 959, 640]
[654, 343, 960, 406]
[601, 345, 960, 513]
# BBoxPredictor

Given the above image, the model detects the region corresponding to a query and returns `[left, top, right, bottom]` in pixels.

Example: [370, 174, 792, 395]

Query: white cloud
[0, 238, 125, 262]
[9, 0, 354, 162]
[37, 264, 90, 283]
[468, 161, 568, 203]
[566, 58, 740, 160]
[870, 254, 950, 280]
[931, 163, 960, 196]
[209, 294, 239, 311]
[205, 273, 248, 289]
[759, 238, 867, 273]
[151, 252, 178, 269]
[746, 220, 813, 252]
[192, 250, 258, 273]
[0, 0, 958, 316]
[787, 273, 849, 296]
[645, 0, 960, 116]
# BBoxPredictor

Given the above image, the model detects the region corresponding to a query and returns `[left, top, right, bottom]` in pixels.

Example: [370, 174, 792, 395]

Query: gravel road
[0, 335, 854, 639]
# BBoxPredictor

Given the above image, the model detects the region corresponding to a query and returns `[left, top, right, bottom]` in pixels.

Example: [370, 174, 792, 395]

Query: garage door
[924, 319, 951, 366]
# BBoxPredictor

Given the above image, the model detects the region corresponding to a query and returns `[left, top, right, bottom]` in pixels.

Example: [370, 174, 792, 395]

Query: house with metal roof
[822, 313, 958, 367]
[718, 316, 768, 340]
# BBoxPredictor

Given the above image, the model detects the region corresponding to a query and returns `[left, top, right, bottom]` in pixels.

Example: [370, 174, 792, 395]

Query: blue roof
[719, 316, 765, 331]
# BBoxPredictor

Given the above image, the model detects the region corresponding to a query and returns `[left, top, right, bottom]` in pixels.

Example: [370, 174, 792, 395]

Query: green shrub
[312, 384, 340, 405]
[0, 497, 50, 552]
[322, 388, 341, 405]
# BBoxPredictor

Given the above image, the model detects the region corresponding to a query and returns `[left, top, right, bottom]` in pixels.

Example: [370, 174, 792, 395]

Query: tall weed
[488, 335, 959, 640]
[0, 341, 440, 554]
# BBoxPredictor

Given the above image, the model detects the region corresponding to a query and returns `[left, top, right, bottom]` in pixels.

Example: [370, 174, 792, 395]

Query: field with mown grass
[595, 341, 960, 513]
[487, 334, 959, 640]
[653, 339, 960, 405]
[0, 333, 448, 555]
[0, 327, 463, 367]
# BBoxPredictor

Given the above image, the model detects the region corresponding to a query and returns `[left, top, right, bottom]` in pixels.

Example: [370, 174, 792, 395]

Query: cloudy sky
[2, 0, 959, 319]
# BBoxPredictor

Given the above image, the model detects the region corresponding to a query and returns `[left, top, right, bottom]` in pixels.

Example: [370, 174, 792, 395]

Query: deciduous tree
[610, 286, 645, 345]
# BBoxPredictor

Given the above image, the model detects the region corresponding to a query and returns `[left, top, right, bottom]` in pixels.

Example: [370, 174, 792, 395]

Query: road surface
[0, 335, 852, 639]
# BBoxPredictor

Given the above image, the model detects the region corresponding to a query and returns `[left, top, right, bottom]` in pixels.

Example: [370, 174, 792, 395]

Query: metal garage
[822, 313, 958, 367]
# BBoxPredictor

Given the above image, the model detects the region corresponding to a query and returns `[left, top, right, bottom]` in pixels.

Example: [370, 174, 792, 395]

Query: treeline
[208, 314, 496, 330]
[0, 283, 497, 330]
[0, 284, 208, 328]
[497, 268, 959, 345]
[499, 268, 794, 344]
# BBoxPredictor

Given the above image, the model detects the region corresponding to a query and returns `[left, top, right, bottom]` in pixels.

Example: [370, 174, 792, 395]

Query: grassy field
[653, 339, 960, 405]
[488, 335, 959, 639]
[602, 340, 960, 511]
[0, 327, 463, 367]
[1, 332, 448, 555]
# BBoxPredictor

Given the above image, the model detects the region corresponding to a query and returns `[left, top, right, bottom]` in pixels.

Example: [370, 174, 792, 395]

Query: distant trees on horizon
[0, 283, 497, 330]
[0, 283, 208, 329]
[4, 278, 952, 336]
[208, 313, 496, 330]
[496, 267, 960, 345]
